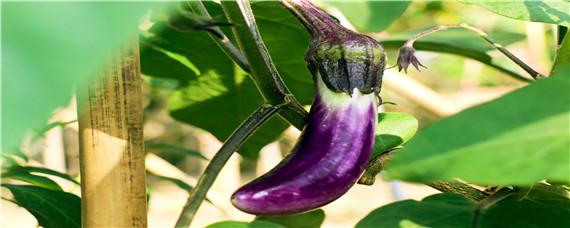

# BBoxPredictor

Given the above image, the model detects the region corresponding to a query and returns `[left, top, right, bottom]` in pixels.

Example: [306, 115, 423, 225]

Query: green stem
[174, 105, 280, 228]
[428, 181, 488, 202]
[186, 1, 250, 72]
[358, 150, 397, 185]
[405, 24, 543, 80]
[221, 0, 308, 129]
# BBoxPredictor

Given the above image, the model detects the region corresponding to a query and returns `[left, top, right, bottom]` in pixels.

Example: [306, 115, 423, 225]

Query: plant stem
[358, 150, 488, 201]
[175, 105, 280, 228]
[404, 24, 543, 80]
[221, 0, 308, 129]
[186, 0, 250, 72]
[358, 150, 397, 185]
[428, 181, 488, 201]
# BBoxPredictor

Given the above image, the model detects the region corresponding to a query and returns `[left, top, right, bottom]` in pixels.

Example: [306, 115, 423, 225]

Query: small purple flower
[396, 46, 426, 73]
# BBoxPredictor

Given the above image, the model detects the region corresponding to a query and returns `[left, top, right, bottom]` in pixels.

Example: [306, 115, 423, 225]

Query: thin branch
[186, 0, 250, 72]
[404, 24, 543, 80]
[175, 105, 280, 228]
[428, 181, 488, 202]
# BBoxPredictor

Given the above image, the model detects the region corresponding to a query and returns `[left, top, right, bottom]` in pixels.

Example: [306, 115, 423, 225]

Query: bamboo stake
[76, 39, 147, 227]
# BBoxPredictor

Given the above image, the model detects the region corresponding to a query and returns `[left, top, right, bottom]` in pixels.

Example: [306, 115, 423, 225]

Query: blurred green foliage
[1, 2, 163, 151]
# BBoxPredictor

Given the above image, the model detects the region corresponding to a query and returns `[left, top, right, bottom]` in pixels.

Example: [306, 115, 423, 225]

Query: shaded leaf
[479, 199, 570, 227]
[255, 209, 325, 228]
[141, 1, 313, 158]
[460, 0, 570, 26]
[522, 183, 570, 209]
[357, 193, 570, 228]
[356, 193, 475, 228]
[2, 184, 81, 228]
[373, 112, 419, 157]
[387, 68, 570, 185]
[325, 0, 410, 32]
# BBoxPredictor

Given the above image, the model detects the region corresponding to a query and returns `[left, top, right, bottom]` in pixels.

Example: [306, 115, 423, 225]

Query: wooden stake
[77, 39, 147, 227]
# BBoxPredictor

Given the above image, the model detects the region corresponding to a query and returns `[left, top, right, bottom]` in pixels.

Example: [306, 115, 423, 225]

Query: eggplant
[231, 0, 385, 215]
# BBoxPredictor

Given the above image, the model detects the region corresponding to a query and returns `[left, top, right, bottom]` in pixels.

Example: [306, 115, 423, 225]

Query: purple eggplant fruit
[231, 0, 386, 215]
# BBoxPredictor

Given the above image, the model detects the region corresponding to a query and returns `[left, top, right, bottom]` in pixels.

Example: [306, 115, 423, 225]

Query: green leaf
[460, 0, 570, 26]
[479, 199, 570, 227]
[2, 172, 63, 191]
[382, 30, 526, 74]
[373, 112, 419, 157]
[552, 32, 570, 75]
[141, 1, 313, 158]
[255, 209, 325, 228]
[522, 183, 570, 209]
[18, 166, 79, 185]
[145, 143, 208, 160]
[387, 68, 570, 185]
[357, 193, 570, 228]
[153, 174, 193, 192]
[2, 149, 28, 162]
[2, 184, 81, 228]
[2, 2, 164, 151]
[206, 220, 285, 228]
[34, 120, 77, 138]
[325, 0, 410, 32]
[356, 193, 475, 228]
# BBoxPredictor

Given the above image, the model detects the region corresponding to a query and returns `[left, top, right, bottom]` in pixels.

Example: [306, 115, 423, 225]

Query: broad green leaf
[522, 183, 570, 209]
[479, 199, 570, 227]
[357, 193, 570, 228]
[373, 112, 419, 157]
[460, 0, 570, 26]
[206, 220, 285, 228]
[382, 30, 526, 75]
[145, 143, 208, 160]
[2, 184, 81, 228]
[2, 172, 62, 191]
[255, 209, 325, 228]
[387, 68, 570, 185]
[141, 1, 313, 158]
[2, 2, 164, 151]
[325, 0, 410, 32]
[356, 193, 475, 228]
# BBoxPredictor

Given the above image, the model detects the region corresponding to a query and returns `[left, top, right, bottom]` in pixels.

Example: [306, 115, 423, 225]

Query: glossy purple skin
[231, 89, 377, 215]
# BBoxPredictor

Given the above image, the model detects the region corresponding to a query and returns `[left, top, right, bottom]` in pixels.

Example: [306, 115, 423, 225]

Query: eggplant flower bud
[395, 46, 426, 73]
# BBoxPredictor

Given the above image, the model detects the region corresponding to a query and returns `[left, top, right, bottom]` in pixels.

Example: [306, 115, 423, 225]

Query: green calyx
[307, 35, 386, 95]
